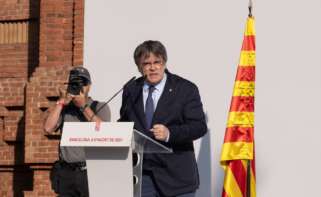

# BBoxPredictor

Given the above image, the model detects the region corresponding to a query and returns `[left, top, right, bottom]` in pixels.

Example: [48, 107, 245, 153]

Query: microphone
[93, 76, 136, 116]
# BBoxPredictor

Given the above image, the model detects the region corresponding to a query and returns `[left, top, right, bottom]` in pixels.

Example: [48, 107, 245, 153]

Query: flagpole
[248, 0, 253, 17]
[246, 160, 251, 197]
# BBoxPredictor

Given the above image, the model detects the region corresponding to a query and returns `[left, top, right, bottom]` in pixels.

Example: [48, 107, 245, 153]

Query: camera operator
[44, 66, 110, 197]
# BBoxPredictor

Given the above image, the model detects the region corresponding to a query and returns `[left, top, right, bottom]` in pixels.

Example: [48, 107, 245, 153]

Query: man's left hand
[150, 124, 169, 141]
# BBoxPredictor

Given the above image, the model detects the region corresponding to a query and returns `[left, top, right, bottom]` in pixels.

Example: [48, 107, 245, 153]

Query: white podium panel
[61, 122, 134, 197]
[85, 147, 133, 197]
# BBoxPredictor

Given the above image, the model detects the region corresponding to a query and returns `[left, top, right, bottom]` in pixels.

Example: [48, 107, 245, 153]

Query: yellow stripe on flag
[227, 112, 254, 127]
[241, 160, 247, 169]
[250, 169, 256, 197]
[239, 51, 255, 66]
[245, 17, 255, 36]
[233, 81, 255, 97]
[221, 142, 253, 161]
[223, 166, 244, 197]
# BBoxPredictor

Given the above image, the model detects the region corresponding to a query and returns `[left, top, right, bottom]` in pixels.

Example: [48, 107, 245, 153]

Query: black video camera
[66, 77, 89, 95]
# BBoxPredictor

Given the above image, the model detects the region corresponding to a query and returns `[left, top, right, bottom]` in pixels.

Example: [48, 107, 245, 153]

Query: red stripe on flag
[230, 160, 247, 196]
[235, 66, 255, 81]
[241, 35, 255, 51]
[224, 127, 254, 142]
[230, 96, 254, 112]
[222, 189, 228, 197]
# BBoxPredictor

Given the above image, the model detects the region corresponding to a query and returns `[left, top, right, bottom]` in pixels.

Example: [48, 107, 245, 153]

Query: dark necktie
[145, 85, 155, 129]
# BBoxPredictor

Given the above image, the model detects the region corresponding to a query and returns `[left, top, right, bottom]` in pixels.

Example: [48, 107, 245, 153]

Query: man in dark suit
[119, 40, 207, 197]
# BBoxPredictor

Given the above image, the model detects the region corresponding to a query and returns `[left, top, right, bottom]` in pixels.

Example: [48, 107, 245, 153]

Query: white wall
[84, 0, 321, 196]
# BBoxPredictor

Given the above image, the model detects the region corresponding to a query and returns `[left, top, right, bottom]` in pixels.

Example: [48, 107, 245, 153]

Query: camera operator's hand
[58, 87, 72, 105]
[44, 87, 71, 133]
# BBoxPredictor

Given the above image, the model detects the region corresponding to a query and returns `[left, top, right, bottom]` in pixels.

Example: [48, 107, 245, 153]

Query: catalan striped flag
[220, 16, 256, 197]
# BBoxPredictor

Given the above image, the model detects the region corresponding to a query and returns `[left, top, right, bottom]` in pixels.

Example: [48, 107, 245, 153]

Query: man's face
[81, 85, 90, 97]
[140, 53, 166, 85]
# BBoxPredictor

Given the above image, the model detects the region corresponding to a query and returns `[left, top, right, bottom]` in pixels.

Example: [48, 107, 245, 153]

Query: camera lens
[67, 77, 87, 95]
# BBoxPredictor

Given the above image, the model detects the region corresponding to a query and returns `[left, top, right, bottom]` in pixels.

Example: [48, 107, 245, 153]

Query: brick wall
[0, 0, 84, 196]
[0, 43, 28, 78]
[0, 0, 30, 21]
[39, 0, 73, 67]
[25, 66, 70, 164]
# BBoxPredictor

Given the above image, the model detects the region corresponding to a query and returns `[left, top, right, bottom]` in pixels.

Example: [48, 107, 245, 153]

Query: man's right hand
[44, 87, 70, 133]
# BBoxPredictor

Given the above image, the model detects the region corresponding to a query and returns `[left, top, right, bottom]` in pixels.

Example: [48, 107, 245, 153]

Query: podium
[60, 122, 172, 197]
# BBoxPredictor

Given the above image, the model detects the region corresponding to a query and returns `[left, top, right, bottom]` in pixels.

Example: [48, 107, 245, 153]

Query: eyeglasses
[141, 60, 163, 69]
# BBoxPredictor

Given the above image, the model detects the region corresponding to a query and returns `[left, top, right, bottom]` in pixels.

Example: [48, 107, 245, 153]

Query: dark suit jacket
[119, 70, 207, 196]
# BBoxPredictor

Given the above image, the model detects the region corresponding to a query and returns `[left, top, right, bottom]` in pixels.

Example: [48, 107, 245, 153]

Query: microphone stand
[92, 76, 136, 118]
